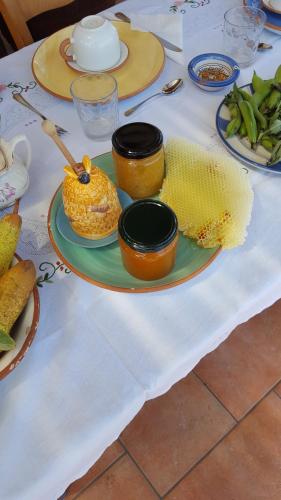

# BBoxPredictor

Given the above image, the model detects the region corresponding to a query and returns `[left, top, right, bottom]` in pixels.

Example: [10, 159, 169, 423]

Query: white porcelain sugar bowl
[0, 134, 31, 208]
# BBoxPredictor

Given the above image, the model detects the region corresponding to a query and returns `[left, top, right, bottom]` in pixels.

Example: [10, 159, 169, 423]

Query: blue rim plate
[261, 0, 281, 34]
[188, 53, 240, 89]
[243, 0, 281, 34]
[56, 187, 133, 248]
[216, 83, 281, 174]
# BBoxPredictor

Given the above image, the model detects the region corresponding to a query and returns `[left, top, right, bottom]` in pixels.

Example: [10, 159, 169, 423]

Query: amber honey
[118, 199, 178, 281]
[112, 122, 164, 199]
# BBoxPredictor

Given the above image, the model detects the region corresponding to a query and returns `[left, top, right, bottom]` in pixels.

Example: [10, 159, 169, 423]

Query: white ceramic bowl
[0, 255, 40, 380]
[188, 53, 240, 92]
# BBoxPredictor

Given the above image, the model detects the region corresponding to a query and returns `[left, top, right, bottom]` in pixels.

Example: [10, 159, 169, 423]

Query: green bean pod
[260, 97, 270, 114]
[253, 106, 267, 130]
[275, 64, 281, 83]
[238, 100, 257, 145]
[252, 87, 271, 107]
[268, 139, 281, 165]
[238, 88, 268, 129]
[226, 103, 241, 137]
[266, 65, 281, 111]
[238, 88, 251, 101]
[268, 89, 281, 110]
[261, 136, 274, 151]
[239, 121, 247, 138]
[271, 136, 280, 146]
[252, 71, 266, 93]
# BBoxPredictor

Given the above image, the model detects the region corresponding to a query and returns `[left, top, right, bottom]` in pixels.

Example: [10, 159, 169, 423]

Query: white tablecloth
[1, 1, 281, 498]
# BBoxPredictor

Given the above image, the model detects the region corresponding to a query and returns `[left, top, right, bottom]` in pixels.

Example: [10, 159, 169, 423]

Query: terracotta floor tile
[120, 373, 234, 496]
[77, 455, 159, 500]
[195, 299, 281, 420]
[63, 441, 124, 499]
[275, 382, 281, 398]
[166, 392, 281, 500]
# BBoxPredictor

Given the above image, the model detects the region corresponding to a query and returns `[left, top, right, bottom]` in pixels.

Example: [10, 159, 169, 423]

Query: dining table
[1, 0, 281, 498]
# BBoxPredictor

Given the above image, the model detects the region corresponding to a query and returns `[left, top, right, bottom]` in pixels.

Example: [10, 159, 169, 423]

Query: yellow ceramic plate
[32, 21, 165, 101]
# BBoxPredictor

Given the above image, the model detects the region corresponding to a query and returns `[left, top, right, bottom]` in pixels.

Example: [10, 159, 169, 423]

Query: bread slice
[0, 214, 22, 277]
[0, 260, 36, 351]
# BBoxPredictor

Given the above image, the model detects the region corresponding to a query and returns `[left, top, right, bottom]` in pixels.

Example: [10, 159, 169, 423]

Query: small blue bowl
[187, 53, 240, 92]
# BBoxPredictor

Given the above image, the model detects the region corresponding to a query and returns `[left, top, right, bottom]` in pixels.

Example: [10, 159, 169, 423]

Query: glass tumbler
[223, 6, 266, 67]
[70, 73, 118, 141]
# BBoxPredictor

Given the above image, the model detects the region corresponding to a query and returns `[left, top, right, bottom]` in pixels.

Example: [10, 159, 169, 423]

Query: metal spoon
[258, 42, 273, 51]
[124, 79, 183, 116]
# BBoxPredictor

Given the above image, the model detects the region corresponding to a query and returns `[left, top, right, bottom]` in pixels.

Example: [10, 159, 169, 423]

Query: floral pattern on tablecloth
[0, 80, 62, 133]
[36, 260, 71, 287]
[17, 215, 71, 286]
[169, 0, 210, 13]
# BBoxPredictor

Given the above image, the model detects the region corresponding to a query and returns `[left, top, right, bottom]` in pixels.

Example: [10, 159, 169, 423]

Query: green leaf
[260, 119, 281, 139]
[268, 139, 281, 165]
[0, 331, 16, 351]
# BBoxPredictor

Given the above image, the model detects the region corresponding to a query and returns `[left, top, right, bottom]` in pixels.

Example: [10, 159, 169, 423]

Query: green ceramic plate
[48, 153, 221, 293]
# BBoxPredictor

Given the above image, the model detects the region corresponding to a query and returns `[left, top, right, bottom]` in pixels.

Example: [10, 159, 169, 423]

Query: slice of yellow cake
[0, 214, 22, 277]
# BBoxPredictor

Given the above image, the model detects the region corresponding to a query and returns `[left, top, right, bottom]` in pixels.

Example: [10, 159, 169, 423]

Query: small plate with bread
[0, 214, 40, 380]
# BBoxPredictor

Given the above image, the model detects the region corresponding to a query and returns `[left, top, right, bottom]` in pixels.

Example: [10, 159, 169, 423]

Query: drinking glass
[70, 73, 119, 141]
[223, 6, 266, 67]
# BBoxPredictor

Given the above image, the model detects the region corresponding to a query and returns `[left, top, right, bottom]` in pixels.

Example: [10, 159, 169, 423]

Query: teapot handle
[8, 135, 31, 170]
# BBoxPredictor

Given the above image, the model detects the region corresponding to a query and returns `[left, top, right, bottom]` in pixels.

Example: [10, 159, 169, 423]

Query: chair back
[0, 0, 77, 48]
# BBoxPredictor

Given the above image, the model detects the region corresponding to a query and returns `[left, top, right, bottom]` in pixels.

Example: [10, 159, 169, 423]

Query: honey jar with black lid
[112, 122, 164, 199]
[118, 199, 178, 281]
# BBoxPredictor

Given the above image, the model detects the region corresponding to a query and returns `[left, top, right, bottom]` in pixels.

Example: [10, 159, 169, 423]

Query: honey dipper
[42, 119, 85, 177]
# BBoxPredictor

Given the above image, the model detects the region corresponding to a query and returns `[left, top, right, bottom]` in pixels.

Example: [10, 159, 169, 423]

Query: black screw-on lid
[118, 199, 178, 253]
[112, 122, 163, 159]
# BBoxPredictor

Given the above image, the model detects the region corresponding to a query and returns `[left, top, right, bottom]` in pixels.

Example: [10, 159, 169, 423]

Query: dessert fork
[13, 93, 68, 136]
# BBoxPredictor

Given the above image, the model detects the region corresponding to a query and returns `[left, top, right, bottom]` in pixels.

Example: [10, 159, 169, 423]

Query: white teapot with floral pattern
[0, 135, 31, 208]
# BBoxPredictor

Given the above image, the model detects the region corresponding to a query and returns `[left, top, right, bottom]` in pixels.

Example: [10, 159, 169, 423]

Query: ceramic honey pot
[0, 135, 31, 208]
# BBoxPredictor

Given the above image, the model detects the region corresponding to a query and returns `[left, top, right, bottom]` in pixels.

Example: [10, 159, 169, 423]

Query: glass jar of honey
[112, 122, 164, 199]
[118, 199, 178, 281]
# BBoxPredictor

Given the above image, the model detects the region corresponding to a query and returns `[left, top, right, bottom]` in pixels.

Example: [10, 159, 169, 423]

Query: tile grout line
[273, 378, 281, 400]
[163, 377, 281, 498]
[236, 376, 281, 421]
[68, 377, 281, 499]
[274, 389, 281, 400]
[225, 375, 281, 422]
[119, 438, 162, 499]
[194, 371, 281, 422]
[162, 420, 238, 498]
[193, 371, 238, 422]
[72, 450, 127, 500]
